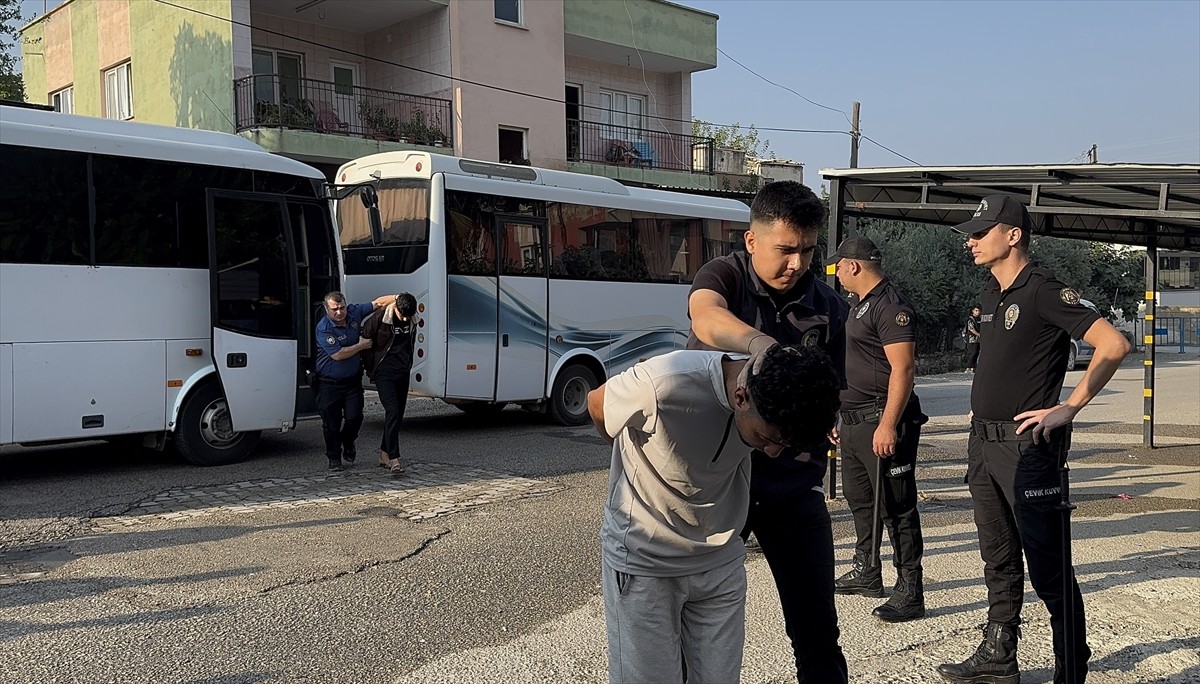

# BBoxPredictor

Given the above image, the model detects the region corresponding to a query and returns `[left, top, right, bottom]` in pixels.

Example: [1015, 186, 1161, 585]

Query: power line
[715, 46, 921, 166]
[716, 47, 852, 127]
[151, 0, 848, 137]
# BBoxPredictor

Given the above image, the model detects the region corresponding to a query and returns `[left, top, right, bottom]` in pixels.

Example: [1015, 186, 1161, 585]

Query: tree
[692, 119, 774, 159]
[0, 0, 26, 101]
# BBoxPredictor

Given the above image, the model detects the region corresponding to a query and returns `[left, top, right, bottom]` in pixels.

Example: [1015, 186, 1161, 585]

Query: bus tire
[548, 364, 598, 427]
[173, 381, 261, 466]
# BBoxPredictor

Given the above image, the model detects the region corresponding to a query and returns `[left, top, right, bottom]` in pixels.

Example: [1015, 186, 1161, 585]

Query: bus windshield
[338, 178, 430, 274]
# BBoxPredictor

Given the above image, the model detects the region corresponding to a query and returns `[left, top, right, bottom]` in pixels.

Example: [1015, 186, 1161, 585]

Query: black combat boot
[872, 567, 925, 622]
[937, 622, 1020, 684]
[834, 552, 885, 597]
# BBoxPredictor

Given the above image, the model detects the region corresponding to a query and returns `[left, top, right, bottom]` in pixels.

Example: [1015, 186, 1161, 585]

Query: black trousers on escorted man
[315, 375, 365, 462]
[840, 403, 925, 572]
[967, 421, 1090, 683]
[745, 450, 848, 684]
[375, 368, 411, 461]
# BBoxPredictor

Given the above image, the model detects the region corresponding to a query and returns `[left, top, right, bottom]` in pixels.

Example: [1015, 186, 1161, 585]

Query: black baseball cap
[952, 194, 1036, 235]
[824, 235, 882, 265]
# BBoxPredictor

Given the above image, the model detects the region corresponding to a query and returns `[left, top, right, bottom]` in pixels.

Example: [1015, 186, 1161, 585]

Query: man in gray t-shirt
[587, 346, 841, 684]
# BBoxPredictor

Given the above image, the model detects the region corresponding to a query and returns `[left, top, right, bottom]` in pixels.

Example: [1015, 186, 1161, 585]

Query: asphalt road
[1, 356, 1196, 683]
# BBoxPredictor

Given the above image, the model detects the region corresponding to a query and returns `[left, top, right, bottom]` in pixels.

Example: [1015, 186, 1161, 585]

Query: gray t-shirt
[601, 350, 751, 577]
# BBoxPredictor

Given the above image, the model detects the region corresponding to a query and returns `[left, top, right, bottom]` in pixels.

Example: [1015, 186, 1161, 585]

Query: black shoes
[834, 553, 885, 598]
[872, 568, 925, 623]
[342, 447, 356, 464]
[937, 622, 1021, 683]
[328, 458, 344, 471]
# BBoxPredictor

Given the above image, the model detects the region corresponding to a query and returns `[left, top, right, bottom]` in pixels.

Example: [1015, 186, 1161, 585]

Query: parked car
[1068, 299, 1100, 370]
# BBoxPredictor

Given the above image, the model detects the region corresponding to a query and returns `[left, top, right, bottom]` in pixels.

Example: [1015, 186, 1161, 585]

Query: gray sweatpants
[602, 556, 747, 684]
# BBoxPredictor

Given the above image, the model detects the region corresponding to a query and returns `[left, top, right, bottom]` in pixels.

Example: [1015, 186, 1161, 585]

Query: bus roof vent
[458, 159, 538, 181]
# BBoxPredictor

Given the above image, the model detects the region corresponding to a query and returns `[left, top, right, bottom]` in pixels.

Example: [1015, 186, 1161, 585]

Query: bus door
[495, 215, 549, 402]
[207, 191, 299, 432]
[287, 199, 340, 418]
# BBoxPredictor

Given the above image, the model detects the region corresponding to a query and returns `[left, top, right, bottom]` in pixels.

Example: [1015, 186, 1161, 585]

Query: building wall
[249, 12, 366, 90]
[132, 0, 236, 131]
[363, 8, 451, 98]
[449, 0, 566, 168]
[97, 0, 131, 77]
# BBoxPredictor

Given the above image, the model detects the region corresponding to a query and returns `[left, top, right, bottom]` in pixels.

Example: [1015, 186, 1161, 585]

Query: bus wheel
[174, 381, 261, 466]
[548, 364, 598, 426]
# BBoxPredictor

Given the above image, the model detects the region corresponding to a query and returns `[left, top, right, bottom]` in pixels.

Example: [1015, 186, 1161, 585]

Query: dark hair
[747, 344, 841, 448]
[396, 292, 417, 317]
[324, 291, 346, 305]
[1016, 225, 1032, 250]
[750, 180, 825, 233]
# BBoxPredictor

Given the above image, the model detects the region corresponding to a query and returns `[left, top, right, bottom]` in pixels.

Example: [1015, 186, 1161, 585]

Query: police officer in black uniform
[688, 180, 850, 683]
[937, 196, 1131, 684]
[827, 236, 928, 623]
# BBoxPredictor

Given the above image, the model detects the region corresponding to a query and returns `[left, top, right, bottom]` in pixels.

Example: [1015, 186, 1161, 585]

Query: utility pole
[846, 101, 860, 239]
[1088, 144, 1098, 164]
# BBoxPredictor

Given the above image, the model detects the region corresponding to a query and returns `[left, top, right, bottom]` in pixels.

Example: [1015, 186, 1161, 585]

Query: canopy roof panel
[820, 164, 1200, 250]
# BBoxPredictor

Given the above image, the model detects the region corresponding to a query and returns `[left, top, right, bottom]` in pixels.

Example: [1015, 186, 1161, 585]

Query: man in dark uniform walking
[936, 196, 1131, 684]
[965, 305, 982, 372]
[688, 180, 850, 683]
[314, 290, 396, 471]
[828, 236, 928, 623]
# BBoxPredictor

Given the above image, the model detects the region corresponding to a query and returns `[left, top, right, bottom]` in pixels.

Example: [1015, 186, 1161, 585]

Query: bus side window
[0, 145, 90, 265]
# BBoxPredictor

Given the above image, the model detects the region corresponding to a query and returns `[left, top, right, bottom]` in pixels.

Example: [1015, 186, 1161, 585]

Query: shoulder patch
[1060, 288, 1081, 305]
[801, 329, 821, 348]
[895, 311, 911, 327]
[325, 336, 336, 346]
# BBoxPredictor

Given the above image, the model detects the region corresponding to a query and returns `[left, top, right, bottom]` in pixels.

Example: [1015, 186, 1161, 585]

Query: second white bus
[336, 152, 750, 425]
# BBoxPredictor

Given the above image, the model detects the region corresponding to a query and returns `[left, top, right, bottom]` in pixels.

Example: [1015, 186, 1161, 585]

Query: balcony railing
[568, 119, 716, 174]
[234, 74, 453, 147]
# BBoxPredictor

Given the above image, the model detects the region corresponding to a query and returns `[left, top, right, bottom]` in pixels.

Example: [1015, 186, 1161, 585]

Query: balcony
[569, 119, 715, 174]
[234, 74, 453, 147]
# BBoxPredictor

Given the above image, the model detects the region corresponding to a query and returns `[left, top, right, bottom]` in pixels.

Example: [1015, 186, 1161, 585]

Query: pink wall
[449, 0, 567, 168]
[97, 0, 131, 71]
[44, 3, 74, 93]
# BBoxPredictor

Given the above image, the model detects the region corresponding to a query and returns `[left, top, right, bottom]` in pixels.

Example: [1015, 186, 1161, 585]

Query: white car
[1068, 299, 1100, 370]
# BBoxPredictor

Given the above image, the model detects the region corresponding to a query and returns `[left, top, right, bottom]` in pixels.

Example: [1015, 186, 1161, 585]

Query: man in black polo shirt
[828, 236, 928, 623]
[936, 196, 1131, 684]
[688, 180, 850, 683]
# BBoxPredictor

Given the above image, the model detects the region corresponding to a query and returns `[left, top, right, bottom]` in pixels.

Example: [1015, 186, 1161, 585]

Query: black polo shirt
[972, 264, 1101, 421]
[687, 252, 850, 496]
[843, 278, 917, 410]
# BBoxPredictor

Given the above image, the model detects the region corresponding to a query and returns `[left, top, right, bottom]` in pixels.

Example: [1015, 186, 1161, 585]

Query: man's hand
[357, 338, 373, 351]
[1014, 404, 1078, 444]
[873, 423, 897, 458]
[828, 425, 840, 447]
[747, 334, 779, 374]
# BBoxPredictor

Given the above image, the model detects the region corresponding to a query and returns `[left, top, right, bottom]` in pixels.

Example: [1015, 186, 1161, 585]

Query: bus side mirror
[359, 186, 384, 247]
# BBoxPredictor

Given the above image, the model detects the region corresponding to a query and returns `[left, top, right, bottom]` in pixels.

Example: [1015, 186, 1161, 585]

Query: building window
[498, 127, 528, 165]
[252, 49, 305, 105]
[104, 62, 133, 120]
[51, 87, 74, 114]
[599, 89, 645, 140]
[495, 0, 521, 25]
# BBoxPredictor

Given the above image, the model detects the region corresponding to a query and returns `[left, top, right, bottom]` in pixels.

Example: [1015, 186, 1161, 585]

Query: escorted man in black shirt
[936, 196, 1131, 684]
[688, 180, 850, 683]
[828, 236, 928, 623]
[965, 305, 982, 372]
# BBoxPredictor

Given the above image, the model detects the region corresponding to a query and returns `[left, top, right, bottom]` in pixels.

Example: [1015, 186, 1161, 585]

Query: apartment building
[19, 0, 728, 189]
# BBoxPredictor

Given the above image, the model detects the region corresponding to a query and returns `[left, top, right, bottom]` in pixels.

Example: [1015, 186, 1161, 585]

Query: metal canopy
[820, 163, 1200, 250]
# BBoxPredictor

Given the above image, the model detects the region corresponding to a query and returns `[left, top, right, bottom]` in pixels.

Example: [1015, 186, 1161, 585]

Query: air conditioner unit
[714, 147, 747, 174]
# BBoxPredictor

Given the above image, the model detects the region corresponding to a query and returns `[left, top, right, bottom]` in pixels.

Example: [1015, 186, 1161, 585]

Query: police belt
[840, 400, 883, 426]
[971, 419, 1023, 443]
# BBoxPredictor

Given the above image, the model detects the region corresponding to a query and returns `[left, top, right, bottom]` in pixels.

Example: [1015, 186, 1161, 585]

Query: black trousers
[967, 424, 1090, 679]
[314, 376, 364, 460]
[745, 476, 848, 684]
[965, 342, 980, 369]
[375, 369, 411, 460]
[840, 416, 924, 572]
